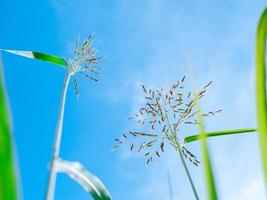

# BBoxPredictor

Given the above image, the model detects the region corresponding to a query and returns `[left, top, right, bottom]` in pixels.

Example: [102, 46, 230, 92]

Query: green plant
[183, 128, 256, 144]
[195, 103, 218, 199]
[112, 76, 222, 199]
[0, 56, 18, 200]
[0, 35, 111, 200]
[45, 36, 104, 200]
[1, 6, 266, 200]
[256, 7, 267, 185]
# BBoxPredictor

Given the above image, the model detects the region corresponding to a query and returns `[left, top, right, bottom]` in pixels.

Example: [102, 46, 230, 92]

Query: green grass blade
[0, 57, 18, 200]
[0, 49, 68, 67]
[55, 159, 111, 200]
[196, 109, 218, 200]
[256, 7, 267, 184]
[183, 128, 257, 144]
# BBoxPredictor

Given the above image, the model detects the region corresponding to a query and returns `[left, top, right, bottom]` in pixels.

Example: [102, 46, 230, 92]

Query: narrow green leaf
[0, 57, 18, 200]
[196, 108, 218, 200]
[54, 159, 111, 200]
[0, 49, 68, 67]
[256, 7, 267, 184]
[183, 128, 257, 144]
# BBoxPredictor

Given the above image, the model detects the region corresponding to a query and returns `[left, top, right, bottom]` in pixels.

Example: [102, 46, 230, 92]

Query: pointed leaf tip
[0, 49, 68, 67]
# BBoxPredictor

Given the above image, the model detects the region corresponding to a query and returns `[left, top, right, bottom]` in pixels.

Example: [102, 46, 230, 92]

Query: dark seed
[160, 142, 164, 152]
[142, 85, 147, 93]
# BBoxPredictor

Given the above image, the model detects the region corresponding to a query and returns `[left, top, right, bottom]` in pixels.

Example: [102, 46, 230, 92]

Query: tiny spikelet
[80, 72, 99, 82]
[160, 142, 164, 152]
[138, 142, 146, 153]
[181, 76, 186, 83]
[74, 75, 79, 96]
[132, 132, 158, 137]
[129, 131, 137, 137]
[181, 146, 200, 167]
[204, 80, 212, 89]
[110, 145, 118, 153]
[142, 85, 147, 93]
[146, 140, 157, 147]
[187, 92, 191, 99]
[215, 109, 223, 113]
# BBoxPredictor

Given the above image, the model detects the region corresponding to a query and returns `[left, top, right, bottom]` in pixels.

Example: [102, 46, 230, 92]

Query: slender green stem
[162, 108, 199, 200]
[174, 139, 200, 200]
[46, 71, 71, 200]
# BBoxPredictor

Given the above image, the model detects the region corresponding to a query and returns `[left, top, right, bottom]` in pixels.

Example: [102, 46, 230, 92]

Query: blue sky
[0, 0, 267, 199]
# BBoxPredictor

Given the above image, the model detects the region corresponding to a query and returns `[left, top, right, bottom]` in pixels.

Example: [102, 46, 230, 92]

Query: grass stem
[162, 108, 199, 200]
[174, 139, 199, 200]
[46, 71, 71, 200]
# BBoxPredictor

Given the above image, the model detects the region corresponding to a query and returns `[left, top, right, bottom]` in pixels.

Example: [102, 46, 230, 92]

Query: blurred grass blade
[0, 56, 18, 200]
[0, 49, 68, 67]
[54, 159, 111, 200]
[184, 128, 257, 144]
[196, 108, 218, 200]
[256, 7, 267, 184]
[188, 62, 218, 199]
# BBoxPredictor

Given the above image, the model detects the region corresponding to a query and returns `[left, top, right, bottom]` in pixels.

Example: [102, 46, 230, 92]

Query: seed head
[68, 35, 102, 95]
[112, 76, 222, 165]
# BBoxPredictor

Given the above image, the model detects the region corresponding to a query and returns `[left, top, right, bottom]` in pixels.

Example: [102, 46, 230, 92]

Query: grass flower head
[112, 76, 222, 165]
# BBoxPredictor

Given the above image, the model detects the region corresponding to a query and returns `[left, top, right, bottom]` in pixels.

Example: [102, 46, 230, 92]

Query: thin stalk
[46, 71, 71, 200]
[197, 118, 217, 199]
[174, 139, 199, 200]
[162, 109, 199, 200]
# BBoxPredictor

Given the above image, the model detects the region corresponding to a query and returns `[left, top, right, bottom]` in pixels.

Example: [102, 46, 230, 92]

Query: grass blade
[196, 108, 218, 200]
[0, 56, 18, 200]
[0, 49, 68, 67]
[183, 128, 256, 144]
[46, 71, 71, 200]
[188, 70, 218, 199]
[256, 7, 267, 184]
[55, 159, 111, 200]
